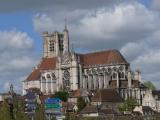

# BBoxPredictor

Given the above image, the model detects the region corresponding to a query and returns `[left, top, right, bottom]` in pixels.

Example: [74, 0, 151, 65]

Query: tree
[143, 81, 156, 90]
[119, 97, 138, 112]
[0, 100, 12, 120]
[13, 99, 29, 120]
[35, 104, 46, 120]
[77, 96, 86, 111]
[54, 91, 69, 102]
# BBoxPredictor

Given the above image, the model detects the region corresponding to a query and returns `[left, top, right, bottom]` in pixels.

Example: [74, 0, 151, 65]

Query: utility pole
[31, 115, 34, 120]
[48, 114, 51, 120]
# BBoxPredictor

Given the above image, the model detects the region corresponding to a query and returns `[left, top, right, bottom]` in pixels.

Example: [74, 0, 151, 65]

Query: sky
[0, 0, 160, 93]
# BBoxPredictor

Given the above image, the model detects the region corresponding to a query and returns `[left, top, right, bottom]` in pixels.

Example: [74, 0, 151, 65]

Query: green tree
[119, 97, 138, 112]
[77, 96, 86, 111]
[0, 100, 12, 120]
[143, 81, 156, 90]
[54, 91, 69, 102]
[35, 104, 46, 120]
[13, 99, 29, 120]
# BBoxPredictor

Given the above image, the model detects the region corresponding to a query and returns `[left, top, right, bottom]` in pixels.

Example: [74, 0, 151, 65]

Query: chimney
[134, 70, 141, 81]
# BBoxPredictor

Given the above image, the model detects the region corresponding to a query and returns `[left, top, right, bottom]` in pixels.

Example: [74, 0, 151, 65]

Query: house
[80, 89, 123, 117]
[91, 89, 123, 111]
[80, 105, 99, 117]
[61, 102, 78, 113]
[133, 106, 156, 116]
[142, 90, 160, 112]
[68, 89, 92, 103]
[80, 104, 118, 117]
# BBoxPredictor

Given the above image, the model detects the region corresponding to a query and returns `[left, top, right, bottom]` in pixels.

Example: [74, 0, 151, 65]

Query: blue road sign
[45, 98, 62, 104]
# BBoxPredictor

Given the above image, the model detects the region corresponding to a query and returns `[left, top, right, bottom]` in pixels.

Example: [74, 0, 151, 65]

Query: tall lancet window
[100, 74, 104, 88]
[112, 72, 117, 80]
[59, 35, 64, 52]
[52, 73, 56, 83]
[63, 70, 70, 90]
[41, 76, 46, 92]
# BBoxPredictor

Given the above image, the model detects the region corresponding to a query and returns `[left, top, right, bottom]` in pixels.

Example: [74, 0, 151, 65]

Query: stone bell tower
[42, 26, 70, 58]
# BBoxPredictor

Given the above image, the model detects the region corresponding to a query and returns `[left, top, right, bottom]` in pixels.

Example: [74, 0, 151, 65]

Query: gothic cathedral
[22, 26, 147, 104]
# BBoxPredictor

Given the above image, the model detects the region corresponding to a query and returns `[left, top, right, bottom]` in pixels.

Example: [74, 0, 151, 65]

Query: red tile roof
[78, 49, 128, 66]
[92, 89, 123, 103]
[26, 69, 41, 81]
[70, 89, 91, 98]
[81, 105, 98, 114]
[39, 57, 56, 70]
[26, 58, 57, 81]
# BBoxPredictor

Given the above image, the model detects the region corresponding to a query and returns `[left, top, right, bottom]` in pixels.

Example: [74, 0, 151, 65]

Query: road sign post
[44, 98, 63, 120]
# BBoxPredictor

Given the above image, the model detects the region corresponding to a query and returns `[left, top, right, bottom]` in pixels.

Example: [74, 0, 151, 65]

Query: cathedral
[22, 26, 147, 103]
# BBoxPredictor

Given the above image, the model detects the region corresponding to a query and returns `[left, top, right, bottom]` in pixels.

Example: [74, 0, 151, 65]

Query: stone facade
[22, 27, 147, 103]
[142, 90, 160, 112]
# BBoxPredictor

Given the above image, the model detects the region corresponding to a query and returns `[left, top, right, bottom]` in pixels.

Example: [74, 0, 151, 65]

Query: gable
[26, 57, 57, 81]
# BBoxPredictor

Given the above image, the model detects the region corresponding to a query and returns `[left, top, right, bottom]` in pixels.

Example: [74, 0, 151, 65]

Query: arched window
[119, 72, 125, 79]
[52, 73, 56, 80]
[121, 72, 125, 78]
[107, 67, 111, 74]
[63, 70, 70, 90]
[113, 67, 117, 72]
[42, 76, 46, 82]
[102, 67, 106, 72]
[86, 76, 88, 89]
[112, 72, 117, 79]
[100, 75, 104, 88]
[92, 68, 96, 74]
[47, 74, 50, 78]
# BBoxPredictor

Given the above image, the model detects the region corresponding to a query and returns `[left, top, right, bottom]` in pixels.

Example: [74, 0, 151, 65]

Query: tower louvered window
[49, 40, 54, 52]
[59, 35, 64, 52]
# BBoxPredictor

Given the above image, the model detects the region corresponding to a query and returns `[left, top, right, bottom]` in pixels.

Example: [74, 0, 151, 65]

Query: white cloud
[152, 0, 160, 10]
[33, 2, 159, 49]
[120, 42, 147, 61]
[132, 50, 160, 73]
[0, 29, 39, 93]
[0, 30, 33, 50]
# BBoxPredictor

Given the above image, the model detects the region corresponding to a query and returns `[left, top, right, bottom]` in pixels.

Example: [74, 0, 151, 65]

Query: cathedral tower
[42, 26, 69, 58]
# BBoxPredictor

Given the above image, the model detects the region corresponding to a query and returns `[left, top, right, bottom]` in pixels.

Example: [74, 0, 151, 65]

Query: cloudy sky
[0, 0, 160, 93]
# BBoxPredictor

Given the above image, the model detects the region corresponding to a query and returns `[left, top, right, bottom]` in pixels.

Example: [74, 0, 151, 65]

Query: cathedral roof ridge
[76, 49, 119, 55]
[76, 49, 128, 66]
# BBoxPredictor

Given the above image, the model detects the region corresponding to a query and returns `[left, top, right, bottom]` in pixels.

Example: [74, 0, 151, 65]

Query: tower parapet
[42, 27, 70, 58]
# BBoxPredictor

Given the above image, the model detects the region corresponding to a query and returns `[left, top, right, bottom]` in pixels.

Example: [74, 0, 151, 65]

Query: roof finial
[64, 18, 68, 31]
[71, 43, 74, 53]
